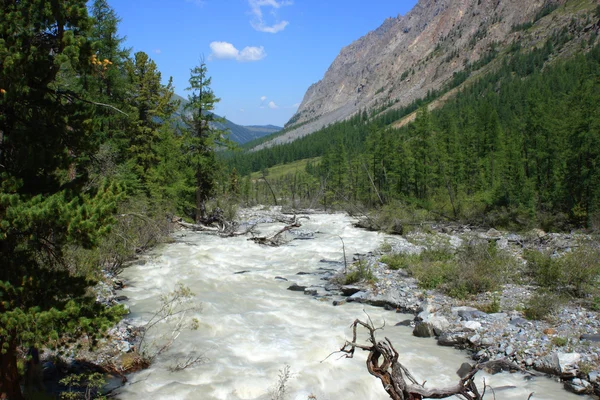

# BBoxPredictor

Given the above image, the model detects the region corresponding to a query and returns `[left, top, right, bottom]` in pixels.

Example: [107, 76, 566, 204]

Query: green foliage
[477, 295, 501, 314]
[183, 61, 232, 222]
[551, 336, 568, 347]
[381, 242, 516, 299]
[524, 291, 563, 320]
[59, 372, 106, 400]
[344, 259, 376, 284]
[525, 244, 600, 297]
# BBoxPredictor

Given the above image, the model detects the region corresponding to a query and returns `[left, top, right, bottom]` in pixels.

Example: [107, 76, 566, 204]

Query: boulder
[461, 321, 481, 331]
[534, 352, 580, 377]
[565, 378, 593, 395]
[438, 332, 469, 347]
[341, 285, 363, 296]
[395, 319, 413, 327]
[287, 284, 307, 292]
[580, 334, 600, 343]
[413, 322, 435, 338]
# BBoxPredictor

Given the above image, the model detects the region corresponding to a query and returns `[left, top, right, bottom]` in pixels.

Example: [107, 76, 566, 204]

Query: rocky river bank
[268, 209, 600, 398]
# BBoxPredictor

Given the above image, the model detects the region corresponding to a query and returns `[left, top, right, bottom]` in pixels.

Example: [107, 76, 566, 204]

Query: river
[116, 211, 585, 400]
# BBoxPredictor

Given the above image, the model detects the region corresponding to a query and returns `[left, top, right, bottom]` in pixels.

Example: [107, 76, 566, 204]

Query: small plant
[269, 365, 292, 400]
[477, 295, 501, 314]
[344, 259, 376, 284]
[551, 336, 568, 347]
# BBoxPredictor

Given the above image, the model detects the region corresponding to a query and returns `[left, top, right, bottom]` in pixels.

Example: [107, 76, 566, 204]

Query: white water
[117, 212, 584, 400]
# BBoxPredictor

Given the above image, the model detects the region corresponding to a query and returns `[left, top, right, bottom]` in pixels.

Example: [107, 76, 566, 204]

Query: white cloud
[209, 41, 266, 62]
[260, 96, 267, 101]
[153, 49, 162, 54]
[268, 101, 279, 109]
[292, 102, 300, 108]
[249, 0, 292, 33]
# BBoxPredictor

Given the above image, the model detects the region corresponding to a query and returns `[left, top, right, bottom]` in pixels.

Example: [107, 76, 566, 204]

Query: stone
[413, 322, 435, 338]
[234, 270, 250, 274]
[580, 334, 600, 342]
[347, 291, 368, 301]
[557, 352, 581, 377]
[274, 276, 288, 281]
[486, 228, 502, 237]
[525, 358, 534, 366]
[543, 328, 557, 335]
[304, 288, 318, 296]
[509, 317, 529, 327]
[428, 315, 451, 336]
[461, 321, 481, 331]
[395, 319, 413, 327]
[438, 332, 469, 347]
[296, 271, 312, 275]
[287, 284, 307, 292]
[564, 378, 592, 394]
[534, 352, 581, 377]
[332, 300, 346, 306]
[505, 345, 515, 356]
[588, 371, 599, 383]
[456, 362, 473, 378]
[114, 295, 128, 302]
[468, 334, 481, 346]
[341, 285, 362, 296]
[481, 337, 495, 346]
[457, 309, 487, 321]
[117, 340, 131, 353]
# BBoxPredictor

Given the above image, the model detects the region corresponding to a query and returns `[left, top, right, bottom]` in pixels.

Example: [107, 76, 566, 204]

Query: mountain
[258, 0, 597, 149]
[172, 94, 282, 144]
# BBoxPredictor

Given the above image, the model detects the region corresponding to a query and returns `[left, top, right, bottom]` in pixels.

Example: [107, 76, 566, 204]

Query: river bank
[306, 217, 600, 397]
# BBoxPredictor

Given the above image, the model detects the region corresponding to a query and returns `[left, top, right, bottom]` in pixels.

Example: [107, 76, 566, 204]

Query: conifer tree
[0, 2, 123, 398]
[184, 61, 230, 222]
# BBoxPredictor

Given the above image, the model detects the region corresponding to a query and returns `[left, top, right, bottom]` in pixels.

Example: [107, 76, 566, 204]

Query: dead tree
[337, 319, 484, 400]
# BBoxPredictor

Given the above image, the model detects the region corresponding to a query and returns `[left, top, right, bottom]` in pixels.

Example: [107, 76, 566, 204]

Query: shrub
[525, 244, 600, 297]
[444, 241, 517, 298]
[524, 291, 562, 320]
[344, 259, 376, 284]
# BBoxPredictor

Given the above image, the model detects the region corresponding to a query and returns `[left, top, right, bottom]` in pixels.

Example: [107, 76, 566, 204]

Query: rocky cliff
[258, 0, 582, 149]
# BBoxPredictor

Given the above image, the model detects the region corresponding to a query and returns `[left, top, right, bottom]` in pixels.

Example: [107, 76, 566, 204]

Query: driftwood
[334, 318, 531, 400]
[249, 215, 308, 246]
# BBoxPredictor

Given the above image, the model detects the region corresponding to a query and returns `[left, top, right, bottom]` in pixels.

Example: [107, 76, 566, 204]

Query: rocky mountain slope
[257, 0, 598, 149]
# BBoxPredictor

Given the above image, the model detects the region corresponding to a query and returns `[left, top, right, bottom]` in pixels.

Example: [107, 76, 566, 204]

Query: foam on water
[117, 213, 588, 400]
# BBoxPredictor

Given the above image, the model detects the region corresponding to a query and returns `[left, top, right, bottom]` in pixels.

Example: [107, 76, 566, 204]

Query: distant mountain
[172, 94, 281, 144]
[258, 0, 596, 149]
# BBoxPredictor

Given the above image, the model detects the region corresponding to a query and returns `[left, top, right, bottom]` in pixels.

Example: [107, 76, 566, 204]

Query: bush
[524, 291, 562, 320]
[444, 241, 517, 298]
[381, 242, 516, 299]
[344, 259, 377, 284]
[525, 244, 600, 297]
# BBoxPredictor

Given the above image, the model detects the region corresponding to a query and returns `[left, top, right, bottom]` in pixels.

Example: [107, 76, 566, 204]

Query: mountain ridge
[256, 0, 596, 150]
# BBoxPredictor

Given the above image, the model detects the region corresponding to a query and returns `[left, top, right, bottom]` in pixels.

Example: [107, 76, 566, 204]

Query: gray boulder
[413, 322, 435, 338]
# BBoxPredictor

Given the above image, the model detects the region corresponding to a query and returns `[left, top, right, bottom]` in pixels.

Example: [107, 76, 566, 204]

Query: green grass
[250, 157, 321, 181]
[380, 242, 517, 299]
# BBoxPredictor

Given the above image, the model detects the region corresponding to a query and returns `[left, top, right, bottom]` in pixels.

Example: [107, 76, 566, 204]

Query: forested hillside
[225, 12, 600, 229]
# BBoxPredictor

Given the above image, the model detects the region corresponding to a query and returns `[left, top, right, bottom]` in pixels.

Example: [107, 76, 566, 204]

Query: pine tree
[184, 61, 230, 222]
[0, 2, 123, 398]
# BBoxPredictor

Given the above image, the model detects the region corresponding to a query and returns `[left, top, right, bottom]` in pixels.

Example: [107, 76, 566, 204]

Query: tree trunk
[195, 174, 205, 223]
[0, 340, 24, 400]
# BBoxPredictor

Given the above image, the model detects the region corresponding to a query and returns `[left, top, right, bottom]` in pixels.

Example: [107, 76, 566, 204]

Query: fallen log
[249, 215, 306, 246]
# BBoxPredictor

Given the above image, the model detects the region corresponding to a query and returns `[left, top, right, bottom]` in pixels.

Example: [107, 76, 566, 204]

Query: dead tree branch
[337, 318, 485, 400]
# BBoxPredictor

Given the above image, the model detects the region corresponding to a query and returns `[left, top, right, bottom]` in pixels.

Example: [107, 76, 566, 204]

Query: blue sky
[108, 0, 418, 126]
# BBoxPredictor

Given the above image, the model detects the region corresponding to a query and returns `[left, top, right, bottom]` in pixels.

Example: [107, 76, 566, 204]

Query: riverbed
[116, 211, 586, 399]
